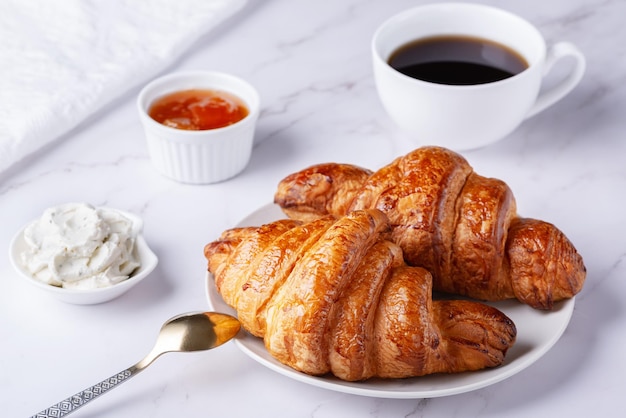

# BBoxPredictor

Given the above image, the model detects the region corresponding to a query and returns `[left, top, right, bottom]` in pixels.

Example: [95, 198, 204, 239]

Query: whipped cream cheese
[21, 203, 141, 289]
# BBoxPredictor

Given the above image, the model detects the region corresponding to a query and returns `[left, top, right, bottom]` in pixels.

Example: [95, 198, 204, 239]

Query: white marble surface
[1, 0, 624, 416]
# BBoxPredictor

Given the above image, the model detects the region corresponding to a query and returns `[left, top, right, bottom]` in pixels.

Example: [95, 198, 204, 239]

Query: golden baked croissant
[205, 209, 516, 381]
[274, 146, 586, 310]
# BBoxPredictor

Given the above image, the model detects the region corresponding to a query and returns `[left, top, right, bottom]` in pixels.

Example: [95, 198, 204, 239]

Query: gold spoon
[31, 312, 240, 418]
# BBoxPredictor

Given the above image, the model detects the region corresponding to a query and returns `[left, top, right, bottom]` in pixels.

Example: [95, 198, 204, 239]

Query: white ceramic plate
[206, 203, 575, 399]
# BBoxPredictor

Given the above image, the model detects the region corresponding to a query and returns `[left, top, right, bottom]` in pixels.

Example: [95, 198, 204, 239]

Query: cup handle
[525, 42, 586, 118]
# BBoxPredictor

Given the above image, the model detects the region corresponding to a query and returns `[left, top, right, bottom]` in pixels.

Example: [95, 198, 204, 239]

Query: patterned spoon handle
[30, 366, 140, 418]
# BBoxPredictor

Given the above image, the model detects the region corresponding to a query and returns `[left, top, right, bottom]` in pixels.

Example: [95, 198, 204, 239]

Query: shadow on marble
[112, 264, 174, 309]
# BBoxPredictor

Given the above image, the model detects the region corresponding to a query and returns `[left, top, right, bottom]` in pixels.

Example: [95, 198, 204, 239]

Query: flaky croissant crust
[205, 209, 516, 381]
[274, 146, 586, 310]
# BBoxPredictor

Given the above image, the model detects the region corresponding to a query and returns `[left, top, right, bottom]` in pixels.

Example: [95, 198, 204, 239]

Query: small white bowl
[9, 209, 158, 305]
[137, 71, 260, 184]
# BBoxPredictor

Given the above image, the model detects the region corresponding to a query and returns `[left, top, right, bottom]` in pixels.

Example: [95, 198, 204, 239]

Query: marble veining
[1, 0, 624, 417]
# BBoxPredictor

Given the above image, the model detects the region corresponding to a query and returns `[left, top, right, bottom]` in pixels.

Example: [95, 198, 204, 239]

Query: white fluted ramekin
[137, 71, 260, 184]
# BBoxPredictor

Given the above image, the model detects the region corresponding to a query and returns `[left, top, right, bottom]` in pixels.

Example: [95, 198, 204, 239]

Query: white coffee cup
[372, 3, 586, 150]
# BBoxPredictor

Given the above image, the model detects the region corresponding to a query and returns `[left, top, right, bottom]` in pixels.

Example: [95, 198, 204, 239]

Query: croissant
[274, 146, 586, 310]
[205, 209, 516, 381]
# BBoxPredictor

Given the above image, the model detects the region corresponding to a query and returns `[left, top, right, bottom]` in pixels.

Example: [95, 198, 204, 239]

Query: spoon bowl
[162, 311, 241, 351]
[31, 312, 240, 418]
[136, 312, 241, 369]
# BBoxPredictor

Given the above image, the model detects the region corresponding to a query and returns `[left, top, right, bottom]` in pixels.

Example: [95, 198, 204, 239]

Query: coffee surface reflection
[388, 35, 529, 85]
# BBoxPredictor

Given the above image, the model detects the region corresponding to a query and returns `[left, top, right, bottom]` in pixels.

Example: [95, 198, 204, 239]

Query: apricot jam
[148, 89, 249, 130]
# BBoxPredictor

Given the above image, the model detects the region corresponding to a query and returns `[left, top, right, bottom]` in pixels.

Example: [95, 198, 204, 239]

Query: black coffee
[388, 35, 528, 85]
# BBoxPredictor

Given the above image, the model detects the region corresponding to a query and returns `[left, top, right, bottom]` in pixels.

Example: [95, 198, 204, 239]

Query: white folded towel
[0, 0, 247, 174]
